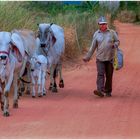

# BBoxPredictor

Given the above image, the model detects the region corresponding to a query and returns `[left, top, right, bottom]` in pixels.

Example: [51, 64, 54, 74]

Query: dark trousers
[96, 59, 114, 93]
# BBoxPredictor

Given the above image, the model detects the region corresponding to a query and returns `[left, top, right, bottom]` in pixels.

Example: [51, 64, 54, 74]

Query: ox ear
[11, 33, 25, 58]
[52, 35, 56, 46]
[50, 31, 56, 46]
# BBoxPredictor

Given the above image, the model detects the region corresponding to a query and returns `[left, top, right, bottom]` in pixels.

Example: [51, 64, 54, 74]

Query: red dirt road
[0, 21, 140, 139]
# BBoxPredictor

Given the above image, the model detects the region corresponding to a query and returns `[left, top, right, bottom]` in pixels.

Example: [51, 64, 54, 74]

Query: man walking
[83, 16, 120, 97]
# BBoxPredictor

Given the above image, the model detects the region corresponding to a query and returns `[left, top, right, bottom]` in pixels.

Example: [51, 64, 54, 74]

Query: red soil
[0, 21, 140, 139]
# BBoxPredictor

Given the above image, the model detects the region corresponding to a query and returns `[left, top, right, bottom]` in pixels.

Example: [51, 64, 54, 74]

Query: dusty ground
[0, 21, 140, 139]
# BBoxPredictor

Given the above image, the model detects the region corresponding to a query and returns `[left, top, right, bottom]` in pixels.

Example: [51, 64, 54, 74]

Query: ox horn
[50, 23, 53, 26]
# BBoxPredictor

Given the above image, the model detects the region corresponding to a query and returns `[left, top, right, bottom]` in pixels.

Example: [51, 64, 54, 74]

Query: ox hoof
[13, 103, 18, 108]
[26, 90, 30, 95]
[38, 94, 42, 97]
[32, 96, 36, 98]
[3, 112, 10, 117]
[52, 87, 58, 93]
[59, 80, 64, 88]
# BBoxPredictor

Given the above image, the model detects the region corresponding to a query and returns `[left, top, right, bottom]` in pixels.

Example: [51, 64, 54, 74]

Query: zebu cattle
[0, 31, 25, 116]
[36, 23, 65, 92]
[0, 30, 36, 116]
[30, 54, 48, 98]
[11, 29, 37, 96]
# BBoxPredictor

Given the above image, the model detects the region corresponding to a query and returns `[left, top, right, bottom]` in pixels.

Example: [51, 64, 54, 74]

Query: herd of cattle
[0, 23, 65, 117]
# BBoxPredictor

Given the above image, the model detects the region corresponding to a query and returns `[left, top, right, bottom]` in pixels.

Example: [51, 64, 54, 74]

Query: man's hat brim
[98, 22, 107, 24]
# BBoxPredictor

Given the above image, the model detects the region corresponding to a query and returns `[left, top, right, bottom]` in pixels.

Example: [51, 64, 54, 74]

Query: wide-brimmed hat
[98, 16, 107, 24]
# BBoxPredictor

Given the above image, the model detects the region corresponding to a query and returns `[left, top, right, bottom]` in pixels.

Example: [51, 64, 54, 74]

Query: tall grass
[118, 1, 140, 23]
[0, 1, 112, 59]
[0, 2, 35, 31]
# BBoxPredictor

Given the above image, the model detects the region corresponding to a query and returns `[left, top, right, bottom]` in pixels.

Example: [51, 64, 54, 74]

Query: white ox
[36, 23, 65, 92]
[0, 30, 36, 116]
[30, 54, 48, 98]
[12, 29, 36, 96]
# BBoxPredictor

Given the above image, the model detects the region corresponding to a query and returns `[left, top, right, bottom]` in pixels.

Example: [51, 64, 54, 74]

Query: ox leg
[19, 57, 27, 95]
[49, 67, 53, 91]
[3, 70, 14, 116]
[49, 83, 53, 90]
[18, 80, 24, 97]
[38, 84, 42, 97]
[38, 85, 42, 97]
[13, 76, 18, 108]
[38, 70, 42, 97]
[41, 71, 46, 96]
[31, 72, 36, 98]
[0, 86, 4, 111]
[32, 84, 36, 98]
[3, 91, 10, 117]
[58, 63, 64, 88]
[20, 81, 25, 93]
[51, 66, 58, 93]
[0, 92, 2, 111]
[26, 85, 30, 95]
[49, 66, 53, 91]
[25, 68, 31, 95]
[0, 81, 4, 111]
[1, 94, 4, 111]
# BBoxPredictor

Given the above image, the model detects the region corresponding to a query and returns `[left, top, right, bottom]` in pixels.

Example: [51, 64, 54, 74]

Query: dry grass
[63, 26, 80, 60]
[0, 2, 113, 62]
[117, 10, 136, 23]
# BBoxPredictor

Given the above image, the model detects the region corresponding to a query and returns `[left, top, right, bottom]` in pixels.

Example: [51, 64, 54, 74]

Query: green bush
[0, 1, 113, 58]
[118, 1, 140, 23]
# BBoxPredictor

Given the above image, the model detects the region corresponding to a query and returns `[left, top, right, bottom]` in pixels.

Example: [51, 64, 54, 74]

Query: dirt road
[0, 21, 140, 139]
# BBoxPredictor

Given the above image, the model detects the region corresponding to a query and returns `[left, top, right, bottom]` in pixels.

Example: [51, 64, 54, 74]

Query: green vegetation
[0, 1, 139, 58]
[1, 1, 132, 59]
[118, 1, 140, 23]
[0, 1, 101, 58]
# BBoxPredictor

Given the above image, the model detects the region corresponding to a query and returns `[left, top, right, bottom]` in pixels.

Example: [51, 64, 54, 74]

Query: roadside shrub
[0, 1, 113, 60]
[117, 10, 136, 23]
[64, 26, 79, 59]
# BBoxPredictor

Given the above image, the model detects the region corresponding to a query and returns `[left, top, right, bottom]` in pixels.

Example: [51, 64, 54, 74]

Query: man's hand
[83, 56, 90, 62]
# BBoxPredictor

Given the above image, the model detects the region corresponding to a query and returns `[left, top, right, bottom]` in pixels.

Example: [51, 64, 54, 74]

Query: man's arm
[83, 32, 98, 62]
[113, 31, 120, 48]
